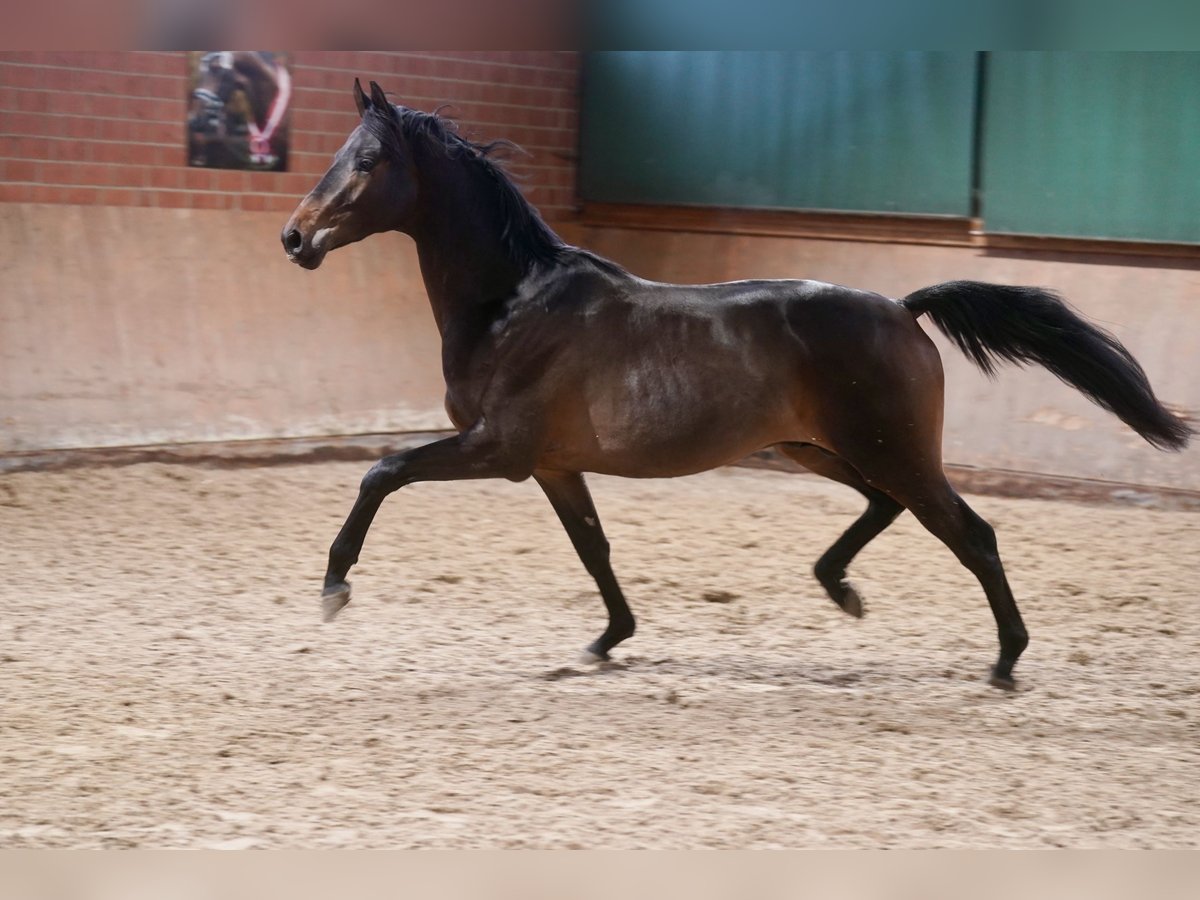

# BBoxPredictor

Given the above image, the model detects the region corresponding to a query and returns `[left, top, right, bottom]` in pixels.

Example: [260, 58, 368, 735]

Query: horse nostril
[284, 228, 304, 254]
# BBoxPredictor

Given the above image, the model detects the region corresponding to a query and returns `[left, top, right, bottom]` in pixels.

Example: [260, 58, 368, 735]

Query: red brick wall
[0, 51, 580, 220]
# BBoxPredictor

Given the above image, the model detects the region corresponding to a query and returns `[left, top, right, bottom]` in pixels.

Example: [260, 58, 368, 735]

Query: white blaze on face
[312, 227, 335, 251]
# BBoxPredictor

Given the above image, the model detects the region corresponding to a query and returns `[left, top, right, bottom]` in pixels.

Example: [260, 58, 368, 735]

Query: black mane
[362, 103, 566, 271]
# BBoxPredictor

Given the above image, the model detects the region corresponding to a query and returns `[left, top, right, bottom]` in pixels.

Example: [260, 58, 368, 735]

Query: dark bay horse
[282, 81, 1191, 690]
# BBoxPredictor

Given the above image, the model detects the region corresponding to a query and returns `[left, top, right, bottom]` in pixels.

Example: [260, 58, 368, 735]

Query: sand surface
[2, 461, 1198, 848]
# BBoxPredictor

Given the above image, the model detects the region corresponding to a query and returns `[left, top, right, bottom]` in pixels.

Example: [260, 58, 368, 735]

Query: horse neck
[408, 152, 526, 342]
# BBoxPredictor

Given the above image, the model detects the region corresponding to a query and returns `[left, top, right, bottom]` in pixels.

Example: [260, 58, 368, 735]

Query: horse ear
[368, 81, 392, 116]
[353, 78, 368, 117]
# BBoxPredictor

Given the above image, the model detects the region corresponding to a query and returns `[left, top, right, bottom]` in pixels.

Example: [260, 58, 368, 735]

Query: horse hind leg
[775, 443, 903, 618]
[847, 457, 1028, 690]
[907, 483, 1028, 689]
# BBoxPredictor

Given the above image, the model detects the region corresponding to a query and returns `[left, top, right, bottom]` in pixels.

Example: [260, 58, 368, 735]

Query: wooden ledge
[579, 202, 974, 247]
[578, 202, 1200, 262]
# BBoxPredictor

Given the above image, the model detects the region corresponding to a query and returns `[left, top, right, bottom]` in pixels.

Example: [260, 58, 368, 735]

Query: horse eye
[356, 158, 376, 173]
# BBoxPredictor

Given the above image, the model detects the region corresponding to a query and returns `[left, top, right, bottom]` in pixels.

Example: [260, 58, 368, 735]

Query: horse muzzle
[281, 224, 327, 270]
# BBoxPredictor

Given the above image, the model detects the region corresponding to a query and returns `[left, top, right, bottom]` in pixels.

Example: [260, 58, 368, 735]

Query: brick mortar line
[294, 78, 575, 99]
[1, 66, 571, 91]
[0, 74, 183, 88]
[5, 158, 574, 173]
[296, 100, 579, 119]
[3, 166, 574, 186]
[0, 92, 190, 105]
[3, 90, 575, 116]
[1, 88, 574, 113]
[1, 112, 186, 127]
[301, 121, 576, 136]
[0, 185, 578, 205]
[3, 97, 577, 116]
[0, 52, 572, 74]
[0, 60, 182, 74]
[287, 152, 571, 167]
[311, 106, 580, 120]
[0, 144, 180, 154]
[0, 89, 184, 103]
[0, 141, 574, 161]
[0, 138, 180, 148]
[0, 181, 305, 197]
[302, 54, 578, 74]
[0, 53, 180, 63]
[1, 113, 576, 135]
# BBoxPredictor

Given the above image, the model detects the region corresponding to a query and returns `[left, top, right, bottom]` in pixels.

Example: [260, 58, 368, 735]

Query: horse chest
[442, 354, 510, 430]
[442, 386, 478, 431]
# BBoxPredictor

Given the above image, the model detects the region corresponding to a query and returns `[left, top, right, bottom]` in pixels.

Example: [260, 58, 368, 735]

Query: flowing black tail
[903, 280, 1192, 451]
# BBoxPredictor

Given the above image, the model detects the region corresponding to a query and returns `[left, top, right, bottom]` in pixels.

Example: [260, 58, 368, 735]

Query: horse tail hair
[902, 280, 1192, 451]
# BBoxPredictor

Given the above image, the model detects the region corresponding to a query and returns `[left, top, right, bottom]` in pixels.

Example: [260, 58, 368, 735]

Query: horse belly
[541, 351, 801, 477]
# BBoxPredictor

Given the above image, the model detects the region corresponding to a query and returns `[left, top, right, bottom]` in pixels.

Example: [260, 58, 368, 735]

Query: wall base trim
[4, 433, 1197, 512]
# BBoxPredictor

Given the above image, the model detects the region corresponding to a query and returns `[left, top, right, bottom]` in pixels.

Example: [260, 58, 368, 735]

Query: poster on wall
[187, 51, 292, 172]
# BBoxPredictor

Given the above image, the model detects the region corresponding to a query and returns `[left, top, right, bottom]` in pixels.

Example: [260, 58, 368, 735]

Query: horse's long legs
[897, 480, 1028, 689]
[321, 431, 522, 620]
[820, 401, 1028, 689]
[837, 450, 1028, 689]
[534, 469, 635, 662]
[775, 443, 903, 617]
[813, 493, 903, 617]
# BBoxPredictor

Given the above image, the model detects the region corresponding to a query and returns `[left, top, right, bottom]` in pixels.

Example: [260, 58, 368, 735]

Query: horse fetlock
[1000, 626, 1029, 660]
[586, 618, 635, 661]
[813, 559, 847, 597]
[814, 563, 863, 617]
[328, 528, 362, 559]
[813, 556, 841, 582]
[988, 657, 1017, 696]
[988, 668, 1018, 691]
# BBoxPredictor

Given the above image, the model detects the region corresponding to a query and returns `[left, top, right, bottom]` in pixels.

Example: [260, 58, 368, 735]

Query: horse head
[282, 80, 419, 269]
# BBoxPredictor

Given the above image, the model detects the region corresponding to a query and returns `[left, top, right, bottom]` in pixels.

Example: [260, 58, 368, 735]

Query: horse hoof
[578, 645, 609, 666]
[840, 584, 864, 619]
[321, 583, 351, 622]
[988, 671, 1017, 691]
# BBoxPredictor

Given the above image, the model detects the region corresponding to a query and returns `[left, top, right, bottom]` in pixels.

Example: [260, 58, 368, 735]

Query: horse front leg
[321, 430, 529, 620]
[534, 469, 635, 663]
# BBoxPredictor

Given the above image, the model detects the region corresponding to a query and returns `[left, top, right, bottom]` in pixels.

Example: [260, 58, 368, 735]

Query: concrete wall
[0, 203, 451, 450]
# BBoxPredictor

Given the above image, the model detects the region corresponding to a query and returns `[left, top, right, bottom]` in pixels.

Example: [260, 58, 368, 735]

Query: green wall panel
[981, 52, 1200, 243]
[580, 51, 977, 216]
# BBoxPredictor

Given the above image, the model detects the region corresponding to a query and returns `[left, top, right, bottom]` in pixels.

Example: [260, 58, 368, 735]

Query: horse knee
[360, 458, 407, 496]
[969, 514, 997, 550]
